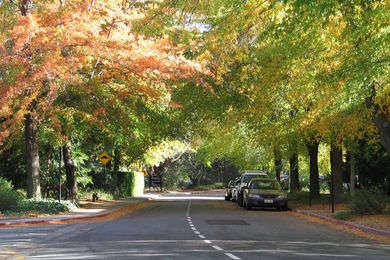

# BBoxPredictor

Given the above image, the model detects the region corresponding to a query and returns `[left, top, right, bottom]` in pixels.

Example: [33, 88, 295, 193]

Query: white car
[236, 171, 269, 206]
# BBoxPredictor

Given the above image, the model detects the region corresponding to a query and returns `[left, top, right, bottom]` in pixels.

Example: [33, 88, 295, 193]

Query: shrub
[287, 191, 310, 201]
[349, 187, 388, 214]
[334, 211, 354, 220]
[0, 189, 20, 211]
[0, 177, 20, 211]
[17, 198, 77, 214]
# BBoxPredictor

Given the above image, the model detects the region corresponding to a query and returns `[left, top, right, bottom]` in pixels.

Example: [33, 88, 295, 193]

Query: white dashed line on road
[225, 253, 241, 259]
[212, 245, 223, 251]
[186, 201, 240, 259]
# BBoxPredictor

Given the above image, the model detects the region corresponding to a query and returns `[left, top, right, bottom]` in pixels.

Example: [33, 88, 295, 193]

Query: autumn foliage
[0, 0, 206, 146]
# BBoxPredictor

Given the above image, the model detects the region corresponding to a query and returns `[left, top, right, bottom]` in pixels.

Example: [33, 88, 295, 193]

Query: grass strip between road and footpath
[291, 211, 390, 244]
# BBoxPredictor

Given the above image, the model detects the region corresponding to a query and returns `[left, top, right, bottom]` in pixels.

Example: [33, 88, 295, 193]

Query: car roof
[242, 171, 268, 176]
[249, 177, 276, 182]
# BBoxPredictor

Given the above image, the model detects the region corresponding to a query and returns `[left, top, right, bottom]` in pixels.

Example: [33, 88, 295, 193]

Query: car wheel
[237, 194, 243, 207]
[282, 205, 288, 211]
[245, 201, 251, 210]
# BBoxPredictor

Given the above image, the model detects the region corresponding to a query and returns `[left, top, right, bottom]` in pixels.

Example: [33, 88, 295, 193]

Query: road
[1, 193, 389, 259]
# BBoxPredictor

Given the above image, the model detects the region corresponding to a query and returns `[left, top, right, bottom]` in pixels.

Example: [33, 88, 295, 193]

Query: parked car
[231, 178, 241, 202]
[224, 180, 236, 200]
[242, 177, 288, 211]
[236, 171, 268, 207]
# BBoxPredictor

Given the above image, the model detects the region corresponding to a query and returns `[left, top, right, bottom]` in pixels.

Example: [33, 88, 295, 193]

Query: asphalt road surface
[1, 193, 389, 259]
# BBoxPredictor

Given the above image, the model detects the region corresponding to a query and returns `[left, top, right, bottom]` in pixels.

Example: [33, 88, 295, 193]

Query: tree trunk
[274, 147, 282, 182]
[350, 152, 356, 195]
[25, 113, 41, 198]
[112, 148, 121, 195]
[367, 83, 390, 155]
[289, 144, 300, 191]
[62, 145, 77, 202]
[307, 140, 320, 199]
[19, 0, 33, 16]
[330, 143, 343, 203]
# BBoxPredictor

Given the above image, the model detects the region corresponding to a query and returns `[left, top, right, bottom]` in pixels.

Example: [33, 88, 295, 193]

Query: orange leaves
[0, 0, 208, 145]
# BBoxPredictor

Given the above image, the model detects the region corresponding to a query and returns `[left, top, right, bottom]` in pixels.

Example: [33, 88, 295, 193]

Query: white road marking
[225, 253, 241, 259]
[186, 200, 227, 256]
[186, 202, 191, 217]
[212, 245, 223, 251]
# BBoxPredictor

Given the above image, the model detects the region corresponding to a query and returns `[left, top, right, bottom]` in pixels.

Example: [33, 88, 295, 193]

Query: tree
[1, 0, 206, 198]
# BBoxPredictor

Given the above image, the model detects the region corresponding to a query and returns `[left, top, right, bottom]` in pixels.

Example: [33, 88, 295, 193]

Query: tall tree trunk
[307, 140, 320, 199]
[25, 113, 41, 198]
[289, 144, 300, 191]
[330, 142, 343, 203]
[112, 148, 121, 195]
[367, 83, 390, 155]
[350, 151, 356, 195]
[21, 0, 41, 199]
[62, 145, 77, 202]
[274, 147, 282, 182]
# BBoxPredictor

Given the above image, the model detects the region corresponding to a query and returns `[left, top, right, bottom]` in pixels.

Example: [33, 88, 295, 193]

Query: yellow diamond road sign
[98, 151, 112, 165]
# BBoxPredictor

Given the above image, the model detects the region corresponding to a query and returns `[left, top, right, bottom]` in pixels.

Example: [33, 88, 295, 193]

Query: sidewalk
[0, 197, 148, 227]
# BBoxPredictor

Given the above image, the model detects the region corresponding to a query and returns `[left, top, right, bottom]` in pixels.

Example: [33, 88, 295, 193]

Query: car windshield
[250, 180, 280, 190]
[242, 174, 263, 183]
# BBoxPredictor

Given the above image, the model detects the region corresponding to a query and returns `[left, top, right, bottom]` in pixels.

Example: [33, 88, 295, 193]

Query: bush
[0, 189, 20, 211]
[17, 198, 77, 214]
[349, 187, 388, 214]
[0, 177, 20, 211]
[334, 211, 354, 220]
[288, 191, 310, 201]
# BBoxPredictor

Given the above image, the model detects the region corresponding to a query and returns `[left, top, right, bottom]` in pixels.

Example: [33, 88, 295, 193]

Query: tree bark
[307, 140, 320, 199]
[367, 83, 390, 155]
[330, 142, 343, 203]
[62, 145, 77, 201]
[289, 144, 300, 191]
[25, 113, 41, 198]
[19, 0, 33, 16]
[274, 147, 283, 182]
[350, 151, 356, 195]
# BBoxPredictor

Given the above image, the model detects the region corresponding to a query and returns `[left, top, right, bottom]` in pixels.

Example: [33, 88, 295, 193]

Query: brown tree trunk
[289, 144, 300, 191]
[62, 145, 77, 202]
[367, 83, 390, 155]
[19, 0, 33, 16]
[25, 113, 41, 198]
[274, 147, 282, 182]
[330, 142, 343, 203]
[350, 152, 356, 195]
[307, 140, 320, 199]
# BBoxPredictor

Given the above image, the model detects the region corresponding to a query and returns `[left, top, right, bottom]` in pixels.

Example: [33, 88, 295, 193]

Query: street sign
[98, 151, 112, 165]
